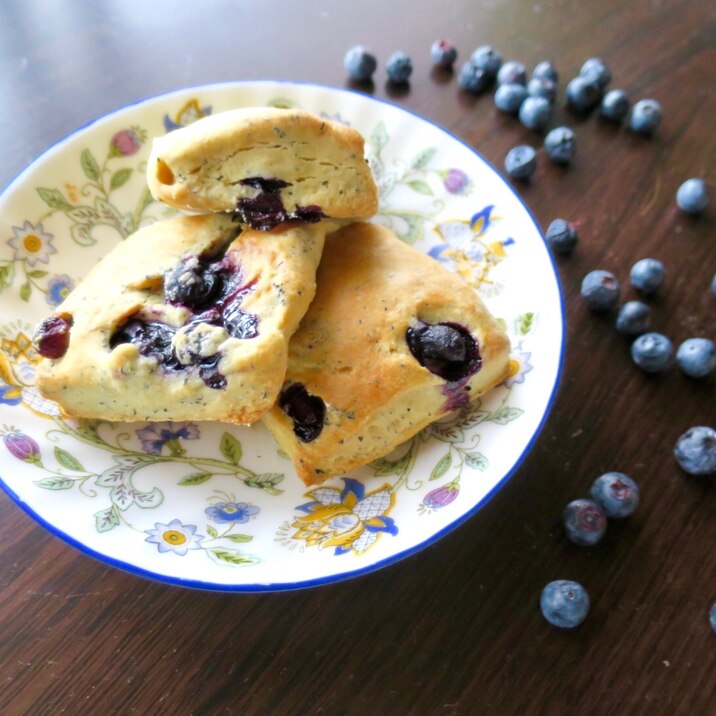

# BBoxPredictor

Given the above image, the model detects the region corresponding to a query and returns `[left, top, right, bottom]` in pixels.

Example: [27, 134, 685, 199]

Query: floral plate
[0, 82, 563, 591]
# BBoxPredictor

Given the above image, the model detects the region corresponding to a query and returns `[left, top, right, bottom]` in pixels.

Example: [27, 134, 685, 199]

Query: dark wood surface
[1, 1, 714, 714]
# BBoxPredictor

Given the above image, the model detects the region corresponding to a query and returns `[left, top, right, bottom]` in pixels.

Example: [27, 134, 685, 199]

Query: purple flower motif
[7, 221, 56, 266]
[46, 274, 74, 306]
[135, 422, 200, 456]
[110, 127, 146, 157]
[205, 501, 260, 524]
[144, 519, 204, 555]
[2, 430, 41, 464]
[423, 480, 460, 510]
[441, 168, 472, 195]
[0, 383, 23, 406]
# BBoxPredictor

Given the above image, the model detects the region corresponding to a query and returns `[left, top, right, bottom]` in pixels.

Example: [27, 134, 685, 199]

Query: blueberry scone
[33, 213, 336, 423]
[262, 222, 511, 485]
[147, 107, 379, 230]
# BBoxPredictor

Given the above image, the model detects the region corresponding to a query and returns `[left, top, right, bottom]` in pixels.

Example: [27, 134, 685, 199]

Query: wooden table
[1, 1, 714, 713]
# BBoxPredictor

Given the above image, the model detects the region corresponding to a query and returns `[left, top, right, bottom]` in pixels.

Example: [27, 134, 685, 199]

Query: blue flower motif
[46, 274, 74, 306]
[135, 421, 200, 455]
[505, 351, 534, 387]
[205, 501, 260, 524]
[0, 383, 22, 406]
[144, 519, 204, 555]
[163, 99, 212, 132]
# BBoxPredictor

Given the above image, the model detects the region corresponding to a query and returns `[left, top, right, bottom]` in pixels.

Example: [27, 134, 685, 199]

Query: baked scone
[262, 222, 511, 485]
[147, 107, 379, 230]
[33, 214, 336, 423]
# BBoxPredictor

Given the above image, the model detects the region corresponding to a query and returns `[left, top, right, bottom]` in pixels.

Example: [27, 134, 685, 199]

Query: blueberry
[674, 426, 716, 476]
[615, 301, 651, 336]
[470, 45, 502, 78]
[165, 256, 221, 309]
[504, 145, 537, 181]
[527, 77, 558, 103]
[431, 39, 458, 68]
[343, 46, 377, 82]
[629, 99, 662, 135]
[236, 177, 290, 231]
[545, 218, 578, 255]
[566, 76, 601, 112]
[540, 580, 590, 629]
[631, 332, 673, 373]
[580, 57, 611, 89]
[33, 315, 72, 359]
[710, 603, 716, 634]
[676, 178, 709, 215]
[590, 472, 640, 518]
[600, 89, 630, 122]
[563, 498, 607, 546]
[457, 62, 491, 93]
[494, 83, 528, 113]
[544, 126, 576, 164]
[111, 319, 179, 369]
[386, 51, 413, 83]
[532, 60, 558, 84]
[581, 270, 620, 310]
[630, 258, 665, 295]
[497, 60, 527, 86]
[279, 383, 326, 443]
[223, 301, 259, 340]
[519, 96, 552, 131]
[406, 321, 481, 381]
[676, 338, 716, 378]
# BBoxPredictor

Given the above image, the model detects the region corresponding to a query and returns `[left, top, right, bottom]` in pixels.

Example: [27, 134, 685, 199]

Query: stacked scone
[33, 107, 510, 486]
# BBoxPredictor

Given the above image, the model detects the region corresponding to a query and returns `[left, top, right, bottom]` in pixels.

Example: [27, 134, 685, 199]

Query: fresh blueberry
[676, 178, 709, 215]
[631, 332, 673, 373]
[615, 301, 651, 336]
[504, 145, 537, 181]
[564, 498, 607, 546]
[431, 39, 458, 68]
[676, 338, 716, 378]
[630, 258, 665, 294]
[580, 58, 611, 89]
[544, 126, 576, 164]
[566, 76, 601, 112]
[674, 426, 716, 476]
[457, 62, 491, 93]
[494, 83, 528, 113]
[600, 89, 630, 122]
[629, 99, 662, 135]
[545, 218, 578, 255]
[519, 96, 552, 131]
[497, 60, 527, 86]
[343, 46, 377, 82]
[532, 60, 558, 84]
[710, 603, 716, 633]
[470, 45, 502, 78]
[279, 383, 326, 443]
[590, 472, 640, 518]
[527, 77, 558, 103]
[540, 580, 590, 629]
[581, 270, 620, 311]
[386, 51, 412, 83]
[406, 321, 481, 381]
[33, 315, 72, 359]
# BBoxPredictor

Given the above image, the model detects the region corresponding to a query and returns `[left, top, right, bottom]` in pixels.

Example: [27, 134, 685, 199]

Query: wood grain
[0, 1, 714, 714]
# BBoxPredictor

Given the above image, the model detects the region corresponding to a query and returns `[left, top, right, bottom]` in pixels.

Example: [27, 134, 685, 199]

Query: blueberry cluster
[343, 46, 415, 85]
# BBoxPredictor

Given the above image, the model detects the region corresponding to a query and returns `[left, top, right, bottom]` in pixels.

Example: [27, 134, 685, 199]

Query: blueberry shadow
[344, 78, 375, 95]
[430, 66, 454, 84]
[384, 80, 410, 99]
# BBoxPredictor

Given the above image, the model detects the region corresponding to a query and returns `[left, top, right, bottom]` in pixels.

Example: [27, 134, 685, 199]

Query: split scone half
[147, 107, 379, 230]
[33, 214, 336, 423]
[262, 222, 511, 485]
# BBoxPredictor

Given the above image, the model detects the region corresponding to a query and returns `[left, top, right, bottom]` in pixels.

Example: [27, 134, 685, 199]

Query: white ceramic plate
[0, 82, 563, 591]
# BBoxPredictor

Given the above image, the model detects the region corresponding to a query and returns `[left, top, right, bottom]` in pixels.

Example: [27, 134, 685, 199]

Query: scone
[33, 214, 337, 423]
[262, 222, 511, 485]
[147, 107, 379, 230]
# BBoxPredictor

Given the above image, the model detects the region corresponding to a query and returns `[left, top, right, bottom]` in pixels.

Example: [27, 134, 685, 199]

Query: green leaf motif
[516, 312, 536, 336]
[109, 484, 134, 511]
[225, 534, 253, 544]
[0, 262, 15, 290]
[465, 452, 489, 471]
[371, 453, 410, 476]
[245, 473, 283, 493]
[370, 121, 389, 153]
[496, 317, 508, 333]
[220, 432, 243, 465]
[488, 406, 525, 425]
[411, 147, 437, 169]
[27, 270, 48, 279]
[54, 447, 84, 472]
[206, 525, 219, 539]
[430, 452, 452, 481]
[34, 476, 74, 490]
[208, 548, 258, 566]
[94, 506, 120, 532]
[77, 418, 102, 443]
[133, 487, 163, 509]
[19, 281, 31, 302]
[36, 187, 72, 210]
[407, 180, 434, 196]
[110, 168, 132, 190]
[178, 472, 212, 486]
[80, 148, 101, 181]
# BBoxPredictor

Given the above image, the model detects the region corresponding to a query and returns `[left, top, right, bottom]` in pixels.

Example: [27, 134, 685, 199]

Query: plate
[0, 82, 564, 591]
